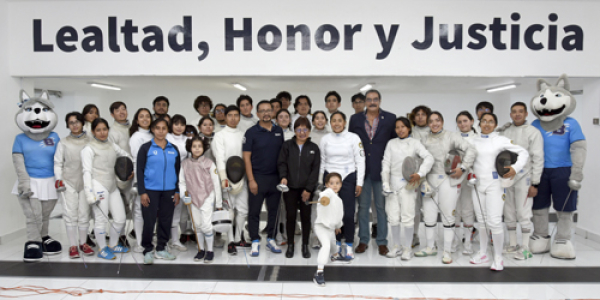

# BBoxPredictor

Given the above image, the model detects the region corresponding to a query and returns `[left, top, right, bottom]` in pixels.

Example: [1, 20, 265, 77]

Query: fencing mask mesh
[403, 156, 423, 189]
[114, 156, 134, 181]
[226, 156, 245, 184]
[496, 150, 518, 177]
[444, 150, 462, 175]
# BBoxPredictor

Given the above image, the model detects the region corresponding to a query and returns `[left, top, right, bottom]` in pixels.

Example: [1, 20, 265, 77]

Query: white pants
[385, 185, 417, 227]
[455, 180, 475, 226]
[224, 186, 248, 242]
[503, 175, 533, 232]
[91, 180, 126, 228]
[190, 192, 215, 234]
[472, 180, 505, 235]
[62, 183, 90, 227]
[422, 178, 461, 227]
[314, 223, 337, 269]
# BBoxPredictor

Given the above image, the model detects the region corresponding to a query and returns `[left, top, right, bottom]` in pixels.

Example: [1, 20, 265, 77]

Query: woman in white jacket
[382, 117, 434, 260]
[166, 114, 189, 252]
[453, 111, 478, 255]
[128, 108, 153, 253]
[179, 136, 222, 263]
[81, 118, 133, 260]
[319, 111, 365, 260]
[468, 113, 529, 271]
[416, 111, 477, 265]
[54, 112, 93, 259]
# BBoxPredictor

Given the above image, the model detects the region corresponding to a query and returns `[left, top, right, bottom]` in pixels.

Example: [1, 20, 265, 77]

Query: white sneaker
[169, 241, 188, 252]
[462, 242, 473, 255]
[400, 247, 413, 260]
[267, 238, 282, 253]
[386, 245, 401, 258]
[311, 235, 321, 249]
[133, 245, 144, 253]
[414, 246, 437, 257]
[469, 251, 490, 264]
[345, 245, 354, 260]
[442, 251, 452, 264]
[251, 241, 260, 257]
[491, 256, 504, 271]
[503, 245, 519, 254]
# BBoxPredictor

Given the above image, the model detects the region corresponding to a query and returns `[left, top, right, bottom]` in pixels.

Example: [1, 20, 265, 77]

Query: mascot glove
[55, 180, 66, 192]
[86, 196, 97, 206]
[382, 182, 392, 195]
[467, 173, 478, 187]
[568, 180, 582, 191]
[496, 122, 512, 133]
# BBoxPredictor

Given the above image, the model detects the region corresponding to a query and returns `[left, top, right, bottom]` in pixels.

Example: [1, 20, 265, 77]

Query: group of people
[14, 85, 584, 287]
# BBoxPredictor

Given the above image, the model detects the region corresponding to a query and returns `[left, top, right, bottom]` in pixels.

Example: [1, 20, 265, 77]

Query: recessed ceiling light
[486, 84, 517, 93]
[89, 83, 121, 91]
[360, 83, 374, 92]
[233, 83, 247, 91]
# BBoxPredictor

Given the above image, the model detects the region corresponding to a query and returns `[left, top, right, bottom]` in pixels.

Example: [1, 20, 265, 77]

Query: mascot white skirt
[529, 74, 586, 259]
[11, 90, 62, 262]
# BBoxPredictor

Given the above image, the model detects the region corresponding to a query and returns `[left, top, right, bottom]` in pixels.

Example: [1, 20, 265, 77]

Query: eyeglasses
[215, 109, 225, 114]
[365, 98, 380, 103]
[480, 120, 496, 125]
[68, 121, 81, 126]
[353, 101, 365, 104]
[295, 128, 309, 134]
[477, 108, 491, 113]
[258, 109, 272, 114]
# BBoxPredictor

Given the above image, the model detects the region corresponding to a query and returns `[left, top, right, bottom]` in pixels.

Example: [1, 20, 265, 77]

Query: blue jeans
[358, 175, 387, 246]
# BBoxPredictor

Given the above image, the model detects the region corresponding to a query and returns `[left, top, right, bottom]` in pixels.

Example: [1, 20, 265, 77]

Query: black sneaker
[23, 241, 43, 263]
[194, 250, 206, 261]
[179, 234, 188, 245]
[233, 240, 252, 248]
[313, 271, 325, 287]
[86, 234, 96, 248]
[371, 224, 378, 239]
[204, 251, 214, 263]
[227, 242, 238, 255]
[41, 236, 62, 255]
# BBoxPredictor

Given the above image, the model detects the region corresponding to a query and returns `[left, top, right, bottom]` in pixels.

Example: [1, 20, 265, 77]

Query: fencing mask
[114, 156, 134, 182]
[444, 150, 462, 175]
[402, 156, 423, 190]
[226, 156, 245, 184]
[496, 150, 519, 187]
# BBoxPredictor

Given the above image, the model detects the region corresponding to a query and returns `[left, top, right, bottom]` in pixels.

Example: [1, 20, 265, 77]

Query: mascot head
[531, 74, 576, 130]
[15, 90, 58, 140]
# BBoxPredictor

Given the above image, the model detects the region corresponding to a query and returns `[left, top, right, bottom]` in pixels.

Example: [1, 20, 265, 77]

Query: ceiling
[26, 76, 595, 95]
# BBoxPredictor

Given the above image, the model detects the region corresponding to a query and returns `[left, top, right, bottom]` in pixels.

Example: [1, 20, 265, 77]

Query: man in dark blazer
[348, 89, 397, 256]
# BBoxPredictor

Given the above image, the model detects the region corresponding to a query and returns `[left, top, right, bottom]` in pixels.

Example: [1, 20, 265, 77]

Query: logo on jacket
[153, 150, 158, 155]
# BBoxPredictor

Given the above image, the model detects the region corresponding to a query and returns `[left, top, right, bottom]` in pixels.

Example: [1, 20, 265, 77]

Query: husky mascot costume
[529, 74, 586, 259]
[12, 90, 62, 262]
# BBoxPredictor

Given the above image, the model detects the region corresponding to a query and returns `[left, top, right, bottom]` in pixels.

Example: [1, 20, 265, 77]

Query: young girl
[309, 111, 331, 248]
[167, 114, 189, 252]
[453, 111, 478, 254]
[54, 112, 94, 259]
[313, 172, 344, 287]
[382, 117, 434, 260]
[276, 109, 294, 141]
[198, 116, 216, 162]
[81, 118, 132, 260]
[469, 113, 529, 271]
[129, 108, 153, 253]
[179, 136, 222, 263]
[82, 104, 99, 136]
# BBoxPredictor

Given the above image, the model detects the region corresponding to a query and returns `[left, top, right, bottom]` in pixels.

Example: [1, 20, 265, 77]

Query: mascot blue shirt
[532, 117, 585, 168]
[12, 132, 59, 178]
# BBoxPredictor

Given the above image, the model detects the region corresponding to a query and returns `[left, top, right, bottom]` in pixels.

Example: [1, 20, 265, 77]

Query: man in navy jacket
[348, 89, 397, 256]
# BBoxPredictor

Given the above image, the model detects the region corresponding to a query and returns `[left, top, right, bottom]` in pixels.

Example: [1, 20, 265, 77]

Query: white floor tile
[209, 282, 282, 300]
[483, 283, 567, 300]
[417, 283, 496, 299]
[282, 282, 351, 300]
[551, 283, 600, 299]
[136, 280, 217, 300]
[350, 283, 424, 299]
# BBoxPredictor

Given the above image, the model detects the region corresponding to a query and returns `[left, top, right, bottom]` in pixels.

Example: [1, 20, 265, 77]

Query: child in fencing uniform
[382, 117, 434, 260]
[81, 118, 133, 260]
[313, 172, 344, 287]
[54, 112, 94, 259]
[179, 136, 222, 263]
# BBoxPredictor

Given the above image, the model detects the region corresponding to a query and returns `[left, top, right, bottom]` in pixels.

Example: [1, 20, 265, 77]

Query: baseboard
[575, 227, 600, 244]
[0, 227, 26, 245]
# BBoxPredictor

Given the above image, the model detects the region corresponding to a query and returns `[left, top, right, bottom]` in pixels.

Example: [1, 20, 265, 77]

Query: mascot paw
[568, 180, 582, 191]
[550, 239, 576, 259]
[529, 234, 551, 254]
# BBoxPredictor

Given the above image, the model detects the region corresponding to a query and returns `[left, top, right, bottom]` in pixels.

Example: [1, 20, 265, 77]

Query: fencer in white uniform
[238, 114, 259, 133]
[166, 115, 190, 252]
[468, 113, 529, 271]
[54, 112, 93, 258]
[417, 112, 476, 265]
[453, 111, 478, 255]
[497, 102, 544, 260]
[81, 119, 132, 260]
[382, 117, 434, 260]
[179, 136, 222, 263]
[409, 105, 431, 247]
[212, 106, 249, 255]
[128, 108, 153, 253]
